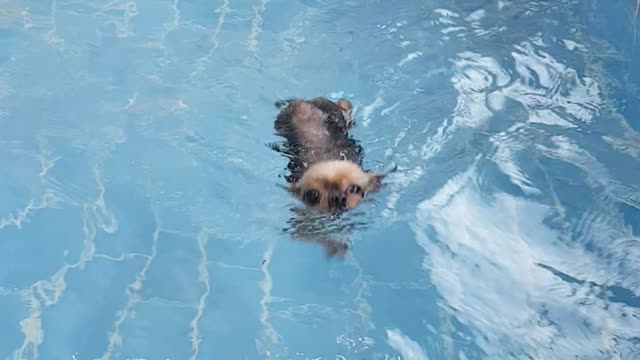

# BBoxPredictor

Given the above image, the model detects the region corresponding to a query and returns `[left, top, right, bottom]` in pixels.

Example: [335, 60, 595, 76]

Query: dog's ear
[366, 163, 398, 192]
[277, 183, 301, 197]
[289, 182, 301, 196]
[337, 99, 352, 113]
[366, 173, 385, 193]
[366, 163, 397, 193]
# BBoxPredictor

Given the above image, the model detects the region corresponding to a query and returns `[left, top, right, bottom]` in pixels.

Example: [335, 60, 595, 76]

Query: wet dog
[270, 97, 390, 256]
[272, 97, 385, 213]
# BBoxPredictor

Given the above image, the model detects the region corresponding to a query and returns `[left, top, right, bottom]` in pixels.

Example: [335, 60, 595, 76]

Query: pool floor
[1, 0, 640, 359]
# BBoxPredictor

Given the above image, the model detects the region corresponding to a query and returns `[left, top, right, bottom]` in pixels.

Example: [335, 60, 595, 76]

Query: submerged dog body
[273, 97, 382, 213]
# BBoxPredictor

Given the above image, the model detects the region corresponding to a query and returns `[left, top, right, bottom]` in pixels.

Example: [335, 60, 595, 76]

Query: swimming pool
[1, 0, 640, 358]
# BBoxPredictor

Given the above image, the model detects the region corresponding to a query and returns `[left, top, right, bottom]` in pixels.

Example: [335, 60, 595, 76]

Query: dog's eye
[303, 189, 320, 205]
[348, 185, 363, 196]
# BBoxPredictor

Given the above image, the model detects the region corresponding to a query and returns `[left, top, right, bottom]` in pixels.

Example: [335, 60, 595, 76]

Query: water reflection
[403, 5, 640, 355]
[413, 162, 640, 358]
[282, 206, 370, 256]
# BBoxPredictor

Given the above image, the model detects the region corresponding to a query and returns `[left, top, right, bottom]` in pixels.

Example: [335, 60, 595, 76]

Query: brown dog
[272, 97, 384, 214]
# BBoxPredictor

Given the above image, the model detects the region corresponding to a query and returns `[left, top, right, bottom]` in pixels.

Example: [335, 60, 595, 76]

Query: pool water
[2, 0, 640, 359]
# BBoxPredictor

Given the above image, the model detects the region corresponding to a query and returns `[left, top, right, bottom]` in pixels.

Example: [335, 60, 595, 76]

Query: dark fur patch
[272, 98, 363, 183]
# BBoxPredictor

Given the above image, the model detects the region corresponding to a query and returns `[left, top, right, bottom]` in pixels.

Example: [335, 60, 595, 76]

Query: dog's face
[290, 160, 382, 212]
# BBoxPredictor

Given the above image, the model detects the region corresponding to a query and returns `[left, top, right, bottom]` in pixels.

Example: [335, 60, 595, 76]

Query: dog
[270, 96, 394, 256]
[272, 97, 385, 214]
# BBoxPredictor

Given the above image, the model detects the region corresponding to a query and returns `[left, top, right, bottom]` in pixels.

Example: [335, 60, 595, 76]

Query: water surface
[1, 0, 640, 359]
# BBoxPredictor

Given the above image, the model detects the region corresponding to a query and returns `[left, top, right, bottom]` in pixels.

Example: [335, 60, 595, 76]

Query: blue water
[1, 0, 640, 359]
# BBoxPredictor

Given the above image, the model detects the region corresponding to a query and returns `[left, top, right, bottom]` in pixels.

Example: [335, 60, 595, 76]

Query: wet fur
[271, 97, 383, 256]
[273, 97, 364, 183]
[273, 97, 381, 210]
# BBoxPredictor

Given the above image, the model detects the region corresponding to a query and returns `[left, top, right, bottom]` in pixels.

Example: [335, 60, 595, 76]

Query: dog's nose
[328, 190, 347, 210]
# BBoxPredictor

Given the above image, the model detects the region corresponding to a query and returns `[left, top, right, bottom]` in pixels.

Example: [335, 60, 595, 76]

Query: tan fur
[337, 99, 352, 112]
[291, 160, 381, 212]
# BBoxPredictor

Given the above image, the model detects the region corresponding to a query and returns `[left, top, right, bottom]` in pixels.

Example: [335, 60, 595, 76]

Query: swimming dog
[272, 97, 385, 213]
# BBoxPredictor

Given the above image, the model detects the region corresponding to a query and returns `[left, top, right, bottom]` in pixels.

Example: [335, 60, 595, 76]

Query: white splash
[433, 9, 460, 18]
[398, 51, 423, 67]
[562, 39, 587, 52]
[362, 92, 385, 127]
[465, 9, 486, 22]
[381, 101, 401, 116]
[441, 26, 465, 34]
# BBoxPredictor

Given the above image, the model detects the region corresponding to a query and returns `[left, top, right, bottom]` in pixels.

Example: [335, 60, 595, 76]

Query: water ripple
[413, 164, 640, 358]
[1, 0, 640, 358]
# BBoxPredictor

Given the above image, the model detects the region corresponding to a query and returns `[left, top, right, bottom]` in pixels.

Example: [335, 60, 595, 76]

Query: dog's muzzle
[328, 189, 347, 210]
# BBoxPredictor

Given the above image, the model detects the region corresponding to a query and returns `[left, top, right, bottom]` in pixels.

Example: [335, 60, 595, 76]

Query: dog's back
[274, 97, 363, 182]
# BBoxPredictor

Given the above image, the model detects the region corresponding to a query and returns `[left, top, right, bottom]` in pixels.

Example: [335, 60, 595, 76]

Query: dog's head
[289, 160, 383, 213]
